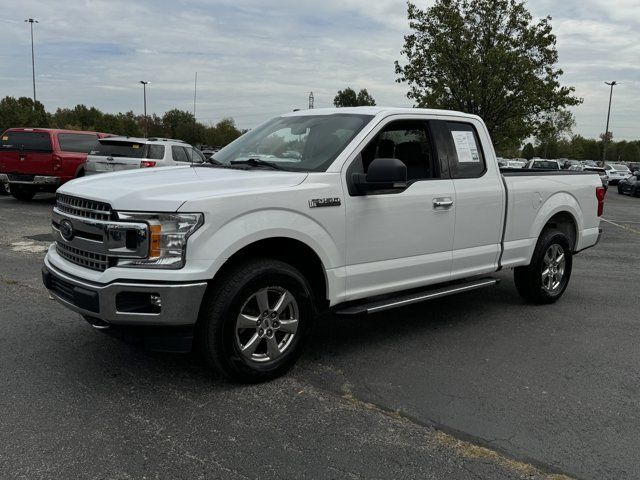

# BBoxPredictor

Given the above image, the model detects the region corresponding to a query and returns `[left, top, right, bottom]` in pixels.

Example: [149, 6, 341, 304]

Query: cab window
[358, 120, 438, 182]
[446, 122, 486, 178]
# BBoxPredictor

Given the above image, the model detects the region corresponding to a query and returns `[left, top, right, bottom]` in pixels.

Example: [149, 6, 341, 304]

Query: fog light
[150, 294, 162, 308]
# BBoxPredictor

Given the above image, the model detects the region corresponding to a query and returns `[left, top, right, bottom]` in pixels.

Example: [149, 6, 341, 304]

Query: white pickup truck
[43, 107, 604, 382]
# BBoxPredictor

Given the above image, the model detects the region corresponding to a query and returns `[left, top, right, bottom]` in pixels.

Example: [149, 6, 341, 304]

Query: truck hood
[58, 166, 308, 211]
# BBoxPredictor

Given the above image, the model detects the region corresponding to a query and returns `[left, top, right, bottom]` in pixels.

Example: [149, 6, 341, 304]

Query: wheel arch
[542, 211, 578, 252]
[210, 237, 329, 312]
[533, 192, 583, 252]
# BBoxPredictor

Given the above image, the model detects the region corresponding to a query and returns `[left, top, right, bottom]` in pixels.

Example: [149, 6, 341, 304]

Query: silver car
[85, 137, 206, 175]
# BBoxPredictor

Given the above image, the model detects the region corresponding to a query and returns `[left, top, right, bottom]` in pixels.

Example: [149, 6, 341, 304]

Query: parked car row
[617, 174, 640, 197]
[0, 127, 207, 201]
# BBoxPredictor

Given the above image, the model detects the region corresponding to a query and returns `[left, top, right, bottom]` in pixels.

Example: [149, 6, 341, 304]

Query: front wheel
[10, 185, 35, 201]
[617, 184, 624, 195]
[514, 229, 573, 304]
[197, 259, 313, 383]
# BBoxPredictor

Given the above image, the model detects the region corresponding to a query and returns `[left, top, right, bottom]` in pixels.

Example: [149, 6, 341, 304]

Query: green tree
[162, 109, 196, 139]
[534, 109, 575, 158]
[205, 118, 243, 147]
[620, 142, 640, 162]
[0, 96, 48, 132]
[521, 143, 535, 160]
[395, 0, 581, 150]
[333, 87, 377, 107]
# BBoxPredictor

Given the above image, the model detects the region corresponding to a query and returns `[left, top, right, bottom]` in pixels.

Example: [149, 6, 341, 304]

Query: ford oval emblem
[59, 219, 75, 241]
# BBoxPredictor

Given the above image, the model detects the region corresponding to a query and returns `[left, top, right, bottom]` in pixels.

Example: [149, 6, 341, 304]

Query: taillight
[140, 160, 156, 168]
[596, 187, 605, 217]
[52, 154, 62, 172]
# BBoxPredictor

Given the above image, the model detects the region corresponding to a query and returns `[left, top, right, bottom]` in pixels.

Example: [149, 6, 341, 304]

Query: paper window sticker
[451, 130, 473, 163]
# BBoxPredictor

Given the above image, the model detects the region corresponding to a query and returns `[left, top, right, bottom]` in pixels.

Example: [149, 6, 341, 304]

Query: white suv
[85, 137, 206, 175]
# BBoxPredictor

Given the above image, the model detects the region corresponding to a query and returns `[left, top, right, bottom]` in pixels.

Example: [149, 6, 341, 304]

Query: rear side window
[446, 122, 486, 178]
[0, 131, 52, 152]
[171, 146, 189, 162]
[186, 148, 205, 164]
[58, 133, 99, 153]
[145, 144, 165, 160]
[90, 140, 145, 158]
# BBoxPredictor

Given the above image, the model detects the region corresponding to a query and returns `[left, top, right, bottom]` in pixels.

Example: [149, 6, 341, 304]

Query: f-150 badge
[309, 198, 341, 208]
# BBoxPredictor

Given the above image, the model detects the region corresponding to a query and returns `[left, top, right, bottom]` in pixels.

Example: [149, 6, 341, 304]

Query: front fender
[189, 208, 342, 277]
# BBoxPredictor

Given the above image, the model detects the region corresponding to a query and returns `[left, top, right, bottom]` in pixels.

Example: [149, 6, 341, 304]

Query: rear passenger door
[343, 117, 456, 301]
[437, 118, 505, 278]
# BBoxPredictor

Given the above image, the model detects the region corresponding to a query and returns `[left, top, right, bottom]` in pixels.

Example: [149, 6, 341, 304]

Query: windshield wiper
[230, 158, 285, 171]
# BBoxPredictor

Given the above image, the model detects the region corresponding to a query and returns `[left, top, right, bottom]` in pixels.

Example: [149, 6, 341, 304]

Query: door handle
[433, 198, 454, 208]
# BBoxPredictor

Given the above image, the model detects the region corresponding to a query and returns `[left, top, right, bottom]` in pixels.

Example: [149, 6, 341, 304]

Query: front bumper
[42, 258, 208, 326]
[0, 173, 60, 186]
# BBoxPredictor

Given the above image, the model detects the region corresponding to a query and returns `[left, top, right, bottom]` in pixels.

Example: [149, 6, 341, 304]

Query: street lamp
[139, 80, 150, 137]
[24, 18, 39, 106]
[602, 81, 618, 165]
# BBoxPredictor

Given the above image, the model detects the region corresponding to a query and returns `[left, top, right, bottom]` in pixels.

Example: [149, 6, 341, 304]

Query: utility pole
[139, 80, 150, 137]
[308, 91, 314, 109]
[24, 18, 39, 106]
[193, 72, 198, 119]
[602, 81, 617, 166]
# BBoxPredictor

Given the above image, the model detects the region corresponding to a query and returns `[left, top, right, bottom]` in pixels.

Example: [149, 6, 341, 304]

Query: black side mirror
[352, 158, 407, 195]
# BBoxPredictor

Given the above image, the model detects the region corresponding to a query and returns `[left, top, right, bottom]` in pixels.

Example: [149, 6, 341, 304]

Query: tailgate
[86, 139, 146, 174]
[0, 131, 54, 176]
[86, 155, 142, 174]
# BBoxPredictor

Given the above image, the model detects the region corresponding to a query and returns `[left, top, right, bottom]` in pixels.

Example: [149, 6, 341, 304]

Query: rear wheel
[617, 183, 624, 194]
[10, 185, 35, 201]
[632, 186, 639, 197]
[197, 259, 313, 383]
[514, 229, 572, 304]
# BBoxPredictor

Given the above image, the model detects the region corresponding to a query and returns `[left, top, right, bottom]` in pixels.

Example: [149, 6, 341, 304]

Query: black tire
[617, 184, 624, 195]
[197, 258, 314, 383]
[514, 228, 573, 304]
[10, 185, 36, 201]
[632, 186, 639, 197]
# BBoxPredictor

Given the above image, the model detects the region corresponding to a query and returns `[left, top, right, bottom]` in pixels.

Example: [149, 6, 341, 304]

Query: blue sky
[1, 0, 639, 140]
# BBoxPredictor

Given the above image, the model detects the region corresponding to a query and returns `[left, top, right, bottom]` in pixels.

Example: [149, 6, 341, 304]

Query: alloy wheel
[541, 244, 566, 292]
[235, 286, 299, 363]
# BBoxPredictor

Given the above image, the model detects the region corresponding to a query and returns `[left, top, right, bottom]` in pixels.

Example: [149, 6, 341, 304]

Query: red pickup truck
[0, 128, 112, 201]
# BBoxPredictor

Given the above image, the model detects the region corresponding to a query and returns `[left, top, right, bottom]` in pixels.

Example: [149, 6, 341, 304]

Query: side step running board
[334, 277, 499, 316]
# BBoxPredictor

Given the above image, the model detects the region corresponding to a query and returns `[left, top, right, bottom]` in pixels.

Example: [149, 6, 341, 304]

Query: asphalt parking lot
[1, 190, 638, 480]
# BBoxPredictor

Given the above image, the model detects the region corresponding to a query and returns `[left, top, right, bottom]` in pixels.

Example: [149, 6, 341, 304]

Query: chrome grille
[56, 242, 109, 272]
[56, 194, 111, 221]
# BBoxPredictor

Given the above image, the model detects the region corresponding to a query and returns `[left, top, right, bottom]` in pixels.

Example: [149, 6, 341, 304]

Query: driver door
[343, 117, 456, 301]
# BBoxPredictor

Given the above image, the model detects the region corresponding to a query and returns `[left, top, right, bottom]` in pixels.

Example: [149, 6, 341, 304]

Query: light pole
[602, 81, 617, 165]
[139, 80, 150, 137]
[24, 18, 39, 106]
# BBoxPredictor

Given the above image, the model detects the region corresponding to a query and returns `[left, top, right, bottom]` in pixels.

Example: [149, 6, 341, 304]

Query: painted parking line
[601, 218, 640, 235]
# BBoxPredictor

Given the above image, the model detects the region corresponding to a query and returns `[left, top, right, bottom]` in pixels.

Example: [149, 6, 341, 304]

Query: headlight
[116, 212, 203, 269]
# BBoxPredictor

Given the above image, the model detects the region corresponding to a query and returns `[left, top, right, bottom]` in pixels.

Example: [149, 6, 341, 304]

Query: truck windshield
[90, 140, 146, 158]
[0, 131, 52, 152]
[212, 114, 373, 172]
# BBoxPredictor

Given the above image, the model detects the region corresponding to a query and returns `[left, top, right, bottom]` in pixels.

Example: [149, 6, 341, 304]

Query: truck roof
[282, 106, 482, 121]
[3, 127, 110, 136]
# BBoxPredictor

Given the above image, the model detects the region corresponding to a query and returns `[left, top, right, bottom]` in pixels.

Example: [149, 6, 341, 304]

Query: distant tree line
[0, 96, 245, 148]
[518, 135, 640, 162]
